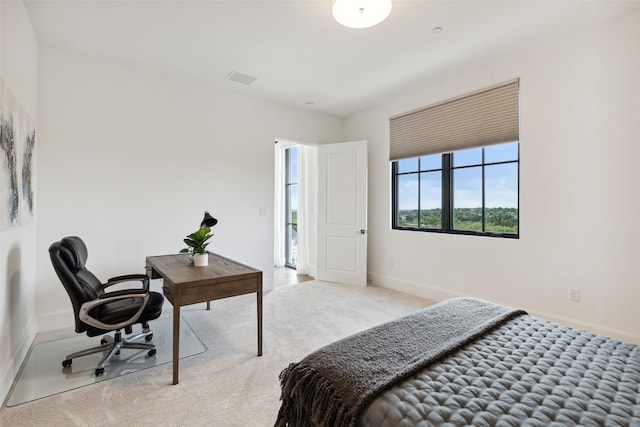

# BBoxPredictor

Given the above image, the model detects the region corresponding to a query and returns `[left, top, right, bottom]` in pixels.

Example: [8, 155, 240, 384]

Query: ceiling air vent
[225, 71, 258, 85]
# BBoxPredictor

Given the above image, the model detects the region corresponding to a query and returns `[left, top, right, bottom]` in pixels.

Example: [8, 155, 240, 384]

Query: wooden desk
[145, 252, 262, 384]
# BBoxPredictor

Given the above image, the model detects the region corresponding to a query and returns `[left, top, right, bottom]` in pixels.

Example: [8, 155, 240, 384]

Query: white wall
[3, 5, 638, 410]
[345, 10, 640, 344]
[36, 48, 343, 330]
[0, 0, 39, 405]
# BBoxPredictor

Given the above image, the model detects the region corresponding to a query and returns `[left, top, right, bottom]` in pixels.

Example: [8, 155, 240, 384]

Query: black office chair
[49, 236, 164, 376]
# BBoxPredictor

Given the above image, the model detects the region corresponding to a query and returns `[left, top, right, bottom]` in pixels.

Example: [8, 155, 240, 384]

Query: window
[285, 146, 298, 267]
[392, 141, 519, 238]
[389, 80, 520, 238]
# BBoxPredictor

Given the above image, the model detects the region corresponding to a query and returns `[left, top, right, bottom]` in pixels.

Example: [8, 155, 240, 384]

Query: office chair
[49, 236, 164, 376]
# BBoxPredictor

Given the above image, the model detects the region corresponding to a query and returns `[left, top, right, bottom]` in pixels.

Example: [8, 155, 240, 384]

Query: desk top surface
[146, 252, 261, 285]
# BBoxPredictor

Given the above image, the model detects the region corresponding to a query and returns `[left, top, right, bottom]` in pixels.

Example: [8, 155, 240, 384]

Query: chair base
[62, 324, 157, 376]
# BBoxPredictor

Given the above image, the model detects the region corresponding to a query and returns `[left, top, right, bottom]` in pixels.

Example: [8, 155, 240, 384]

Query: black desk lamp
[201, 211, 218, 228]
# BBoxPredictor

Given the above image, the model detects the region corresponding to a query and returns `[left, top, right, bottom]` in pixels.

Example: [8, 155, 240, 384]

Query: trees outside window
[392, 142, 519, 238]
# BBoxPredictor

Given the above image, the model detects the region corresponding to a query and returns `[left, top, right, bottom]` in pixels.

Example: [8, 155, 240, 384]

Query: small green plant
[180, 227, 213, 255]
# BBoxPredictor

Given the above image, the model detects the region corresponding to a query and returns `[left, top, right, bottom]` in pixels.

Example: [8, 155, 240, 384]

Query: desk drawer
[179, 278, 259, 306]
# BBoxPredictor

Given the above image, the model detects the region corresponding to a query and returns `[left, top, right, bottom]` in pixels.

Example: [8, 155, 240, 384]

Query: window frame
[392, 143, 519, 239]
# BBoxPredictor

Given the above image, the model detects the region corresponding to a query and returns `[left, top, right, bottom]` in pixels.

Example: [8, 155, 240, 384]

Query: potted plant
[180, 226, 213, 267]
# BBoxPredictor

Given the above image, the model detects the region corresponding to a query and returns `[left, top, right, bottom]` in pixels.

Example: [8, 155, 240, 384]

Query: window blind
[389, 79, 519, 161]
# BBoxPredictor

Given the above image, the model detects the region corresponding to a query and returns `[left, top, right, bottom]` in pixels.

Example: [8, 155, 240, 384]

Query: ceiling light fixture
[332, 0, 392, 29]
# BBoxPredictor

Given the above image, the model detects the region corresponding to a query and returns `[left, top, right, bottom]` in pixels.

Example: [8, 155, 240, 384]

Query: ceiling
[24, 0, 638, 117]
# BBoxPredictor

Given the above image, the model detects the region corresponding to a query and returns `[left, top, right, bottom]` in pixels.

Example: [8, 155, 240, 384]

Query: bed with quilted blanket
[275, 298, 640, 427]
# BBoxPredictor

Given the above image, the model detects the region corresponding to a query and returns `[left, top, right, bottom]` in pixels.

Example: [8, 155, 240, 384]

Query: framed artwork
[0, 77, 36, 230]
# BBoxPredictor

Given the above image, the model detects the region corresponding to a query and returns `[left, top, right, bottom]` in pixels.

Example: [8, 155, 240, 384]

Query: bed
[275, 297, 640, 427]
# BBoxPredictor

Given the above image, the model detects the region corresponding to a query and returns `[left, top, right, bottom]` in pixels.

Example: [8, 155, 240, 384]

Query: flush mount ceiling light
[332, 0, 392, 29]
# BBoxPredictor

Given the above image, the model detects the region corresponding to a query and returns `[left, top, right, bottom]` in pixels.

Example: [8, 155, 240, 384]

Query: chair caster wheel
[145, 334, 153, 341]
[100, 338, 107, 345]
[115, 350, 121, 356]
[148, 349, 157, 357]
[62, 359, 72, 368]
[95, 368, 104, 376]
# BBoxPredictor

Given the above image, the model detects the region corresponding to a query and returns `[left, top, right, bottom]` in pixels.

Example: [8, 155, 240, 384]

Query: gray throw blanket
[275, 297, 527, 427]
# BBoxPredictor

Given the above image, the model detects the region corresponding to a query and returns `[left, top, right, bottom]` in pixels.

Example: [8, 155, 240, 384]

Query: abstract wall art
[0, 77, 36, 230]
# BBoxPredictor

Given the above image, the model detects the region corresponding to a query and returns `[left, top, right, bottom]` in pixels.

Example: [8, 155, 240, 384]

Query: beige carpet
[0, 281, 433, 426]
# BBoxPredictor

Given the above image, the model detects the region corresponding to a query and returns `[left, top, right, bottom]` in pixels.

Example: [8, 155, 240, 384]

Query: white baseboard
[0, 318, 37, 406]
[368, 272, 640, 345]
[37, 309, 74, 333]
[368, 272, 466, 302]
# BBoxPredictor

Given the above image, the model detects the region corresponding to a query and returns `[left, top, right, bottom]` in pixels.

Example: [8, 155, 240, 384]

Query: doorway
[274, 140, 317, 277]
[274, 139, 368, 285]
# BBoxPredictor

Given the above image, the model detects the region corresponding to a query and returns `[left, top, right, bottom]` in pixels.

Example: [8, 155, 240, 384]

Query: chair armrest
[79, 291, 150, 331]
[98, 289, 148, 299]
[104, 274, 149, 290]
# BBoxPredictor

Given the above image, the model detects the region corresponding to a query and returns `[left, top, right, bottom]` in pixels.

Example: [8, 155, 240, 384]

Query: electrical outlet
[569, 288, 580, 302]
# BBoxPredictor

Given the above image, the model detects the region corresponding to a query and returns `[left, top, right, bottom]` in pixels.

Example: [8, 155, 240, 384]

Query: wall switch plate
[569, 288, 580, 302]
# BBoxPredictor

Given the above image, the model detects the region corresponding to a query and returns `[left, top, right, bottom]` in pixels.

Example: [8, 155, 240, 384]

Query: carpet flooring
[0, 280, 432, 426]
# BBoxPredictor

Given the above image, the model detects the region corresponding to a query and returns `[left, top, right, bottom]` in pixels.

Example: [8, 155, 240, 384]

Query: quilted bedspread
[359, 315, 640, 427]
[276, 298, 525, 427]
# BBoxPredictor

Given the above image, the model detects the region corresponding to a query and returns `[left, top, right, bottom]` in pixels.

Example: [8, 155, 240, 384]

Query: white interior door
[317, 140, 368, 286]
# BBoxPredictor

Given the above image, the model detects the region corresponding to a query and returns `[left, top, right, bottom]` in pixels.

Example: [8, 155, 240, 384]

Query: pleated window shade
[390, 80, 519, 161]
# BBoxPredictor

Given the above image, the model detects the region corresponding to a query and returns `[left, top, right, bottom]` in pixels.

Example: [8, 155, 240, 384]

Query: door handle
[356, 229, 366, 235]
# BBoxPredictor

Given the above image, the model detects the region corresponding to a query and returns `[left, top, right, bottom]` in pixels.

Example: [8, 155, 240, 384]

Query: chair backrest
[49, 236, 104, 333]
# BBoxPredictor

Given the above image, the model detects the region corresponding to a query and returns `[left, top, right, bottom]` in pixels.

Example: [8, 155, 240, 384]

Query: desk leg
[173, 303, 181, 385]
[257, 289, 262, 356]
